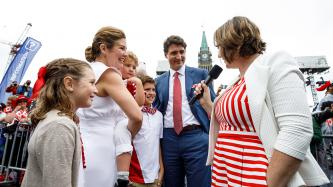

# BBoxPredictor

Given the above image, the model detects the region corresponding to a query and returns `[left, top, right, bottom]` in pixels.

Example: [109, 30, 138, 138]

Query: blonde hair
[214, 16, 266, 63]
[124, 51, 138, 66]
[30, 58, 91, 125]
[6, 95, 17, 106]
[85, 26, 126, 62]
[7, 95, 17, 102]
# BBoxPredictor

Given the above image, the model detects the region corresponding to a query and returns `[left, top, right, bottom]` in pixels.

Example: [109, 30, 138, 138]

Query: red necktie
[173, 72, 183, 134]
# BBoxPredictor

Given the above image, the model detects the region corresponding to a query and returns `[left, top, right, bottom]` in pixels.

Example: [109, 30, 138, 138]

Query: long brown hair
[30, 58, 91, 125]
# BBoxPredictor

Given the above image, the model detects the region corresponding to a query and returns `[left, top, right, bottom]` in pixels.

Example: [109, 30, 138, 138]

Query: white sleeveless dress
[77, 61, 126, 187]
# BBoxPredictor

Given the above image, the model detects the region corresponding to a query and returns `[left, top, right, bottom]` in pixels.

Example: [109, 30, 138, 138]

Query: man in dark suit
[154, 35, 215, 187]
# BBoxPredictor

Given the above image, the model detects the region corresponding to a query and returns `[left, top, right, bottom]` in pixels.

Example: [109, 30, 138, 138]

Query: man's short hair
[163, 35, 187, 55]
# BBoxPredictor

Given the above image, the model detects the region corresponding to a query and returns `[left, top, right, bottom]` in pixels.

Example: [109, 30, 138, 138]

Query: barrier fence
[0, 120, 34, 186]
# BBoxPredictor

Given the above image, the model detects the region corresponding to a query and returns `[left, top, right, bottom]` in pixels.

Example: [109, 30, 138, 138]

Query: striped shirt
[212, 78, 268, 187]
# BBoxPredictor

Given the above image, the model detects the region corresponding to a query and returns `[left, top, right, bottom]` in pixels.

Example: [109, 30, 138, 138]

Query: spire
[200, 31, 209, 51]
[198, 29, 213, 72]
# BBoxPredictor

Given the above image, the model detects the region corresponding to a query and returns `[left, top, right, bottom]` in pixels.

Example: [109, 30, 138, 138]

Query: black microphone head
[209, 65, 223, 79]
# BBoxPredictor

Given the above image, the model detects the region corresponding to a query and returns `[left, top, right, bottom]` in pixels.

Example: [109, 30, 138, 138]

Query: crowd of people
[0, 16, 331, 187]
[311, 82, 333, 160]
[0, 79, 33, 126]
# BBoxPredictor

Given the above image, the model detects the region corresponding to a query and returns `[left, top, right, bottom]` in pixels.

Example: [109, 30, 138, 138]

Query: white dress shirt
[164, 65, 200, 128]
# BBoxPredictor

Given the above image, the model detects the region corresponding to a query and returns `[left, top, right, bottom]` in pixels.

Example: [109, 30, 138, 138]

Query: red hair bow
[31, 66, 47, 99]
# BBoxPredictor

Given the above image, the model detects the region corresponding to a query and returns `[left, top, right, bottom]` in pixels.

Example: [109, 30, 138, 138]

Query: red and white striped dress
[212, 78, 268, 187]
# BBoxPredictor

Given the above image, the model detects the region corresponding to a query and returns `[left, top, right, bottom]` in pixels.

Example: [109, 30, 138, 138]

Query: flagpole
[3, 23, 32, 76]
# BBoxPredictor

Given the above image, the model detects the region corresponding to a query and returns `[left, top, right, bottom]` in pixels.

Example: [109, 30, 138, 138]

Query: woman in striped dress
[195, 16, 328, 187]
[211, 77, 268, 186]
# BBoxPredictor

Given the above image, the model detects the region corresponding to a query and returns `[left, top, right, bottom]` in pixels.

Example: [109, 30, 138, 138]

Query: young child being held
[121, 51, 145, 105]
[115, 51, 144, 187]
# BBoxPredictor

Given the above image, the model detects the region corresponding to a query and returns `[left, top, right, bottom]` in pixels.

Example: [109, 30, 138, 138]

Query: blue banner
[0, 37, 42, 103]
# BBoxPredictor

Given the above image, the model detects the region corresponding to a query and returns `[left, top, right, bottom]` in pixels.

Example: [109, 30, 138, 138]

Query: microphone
[189, 65, 223, 106]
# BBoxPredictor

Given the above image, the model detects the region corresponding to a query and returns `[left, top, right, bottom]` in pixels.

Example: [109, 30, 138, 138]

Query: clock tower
[198, 31, 212, 72]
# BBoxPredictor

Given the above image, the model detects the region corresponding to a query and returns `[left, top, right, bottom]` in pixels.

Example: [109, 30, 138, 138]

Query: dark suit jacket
[153, 66, 216, 133]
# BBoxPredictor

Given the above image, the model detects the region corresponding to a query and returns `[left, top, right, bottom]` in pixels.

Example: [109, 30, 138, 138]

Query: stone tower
[198, 31, 212, 72]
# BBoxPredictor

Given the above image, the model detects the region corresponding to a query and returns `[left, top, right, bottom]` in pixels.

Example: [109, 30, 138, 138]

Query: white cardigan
[207, 51, 329, 186]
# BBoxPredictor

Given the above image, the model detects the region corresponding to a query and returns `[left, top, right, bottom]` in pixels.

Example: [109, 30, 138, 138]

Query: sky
[1, 0, 332, 105]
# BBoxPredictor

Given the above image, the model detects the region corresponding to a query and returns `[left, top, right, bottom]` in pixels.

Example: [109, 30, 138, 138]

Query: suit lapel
[162, 71, 170, 105]
[185, 66, 194, 101]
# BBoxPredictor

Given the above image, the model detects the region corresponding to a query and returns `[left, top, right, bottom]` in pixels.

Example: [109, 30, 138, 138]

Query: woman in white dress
[77, 26, 142, 187]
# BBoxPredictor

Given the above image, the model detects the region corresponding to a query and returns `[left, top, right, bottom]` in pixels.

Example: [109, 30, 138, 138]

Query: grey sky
[1, 0, 332, 104]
